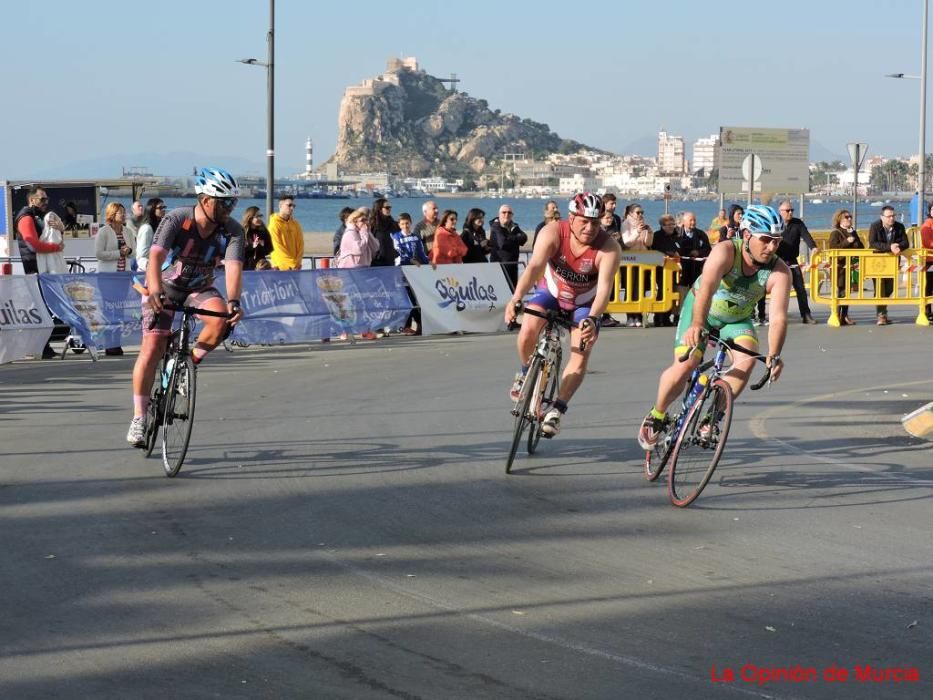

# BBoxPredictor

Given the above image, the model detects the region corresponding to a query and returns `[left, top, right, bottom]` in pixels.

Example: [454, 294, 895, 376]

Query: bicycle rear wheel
[162, 355, 197, 477]
[667, 379, 733, 507]
[528, 352, 559, 455]
[506, 356, 541, 474]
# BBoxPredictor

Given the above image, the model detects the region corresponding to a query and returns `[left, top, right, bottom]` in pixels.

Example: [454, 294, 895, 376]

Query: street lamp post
[237, 0, 275, 219]
[847, 143, 869, 233]
[885, 0, 928, 224]
[922, 0, 929, 219]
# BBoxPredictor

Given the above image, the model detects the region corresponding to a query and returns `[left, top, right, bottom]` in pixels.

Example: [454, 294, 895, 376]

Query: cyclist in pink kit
[504, 193, 622, 437]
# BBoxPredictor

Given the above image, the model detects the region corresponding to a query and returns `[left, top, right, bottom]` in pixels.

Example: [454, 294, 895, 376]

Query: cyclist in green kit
[638, 205, 792, 450]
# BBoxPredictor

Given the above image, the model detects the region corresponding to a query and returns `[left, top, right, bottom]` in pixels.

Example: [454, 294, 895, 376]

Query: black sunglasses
[213, 197, 238, 210]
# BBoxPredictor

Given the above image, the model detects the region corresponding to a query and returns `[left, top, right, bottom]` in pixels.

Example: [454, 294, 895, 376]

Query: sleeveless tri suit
[526, 219, 608, 324]
[674, 238, 778, 353]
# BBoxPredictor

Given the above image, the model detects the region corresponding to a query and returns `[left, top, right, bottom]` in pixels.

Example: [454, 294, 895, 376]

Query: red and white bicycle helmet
[568, 192, 605, 219]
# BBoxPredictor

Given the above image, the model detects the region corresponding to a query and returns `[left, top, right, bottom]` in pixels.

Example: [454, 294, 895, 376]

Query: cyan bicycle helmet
[740, 205, 784, 236]
[194, 167, 240, 198]
[568, 192, 605, 219]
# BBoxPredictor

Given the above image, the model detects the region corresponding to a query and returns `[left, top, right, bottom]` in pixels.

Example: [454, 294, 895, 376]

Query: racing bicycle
[142, 302, 232, 477]
[643, 332, 772, 507]
[506, 304, 590, 474]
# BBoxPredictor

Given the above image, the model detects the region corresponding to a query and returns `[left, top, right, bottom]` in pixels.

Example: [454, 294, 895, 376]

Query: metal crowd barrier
[808, 249, 932, 326]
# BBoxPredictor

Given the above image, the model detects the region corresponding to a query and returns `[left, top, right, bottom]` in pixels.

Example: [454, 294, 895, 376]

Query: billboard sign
[719, 127, 810, 195]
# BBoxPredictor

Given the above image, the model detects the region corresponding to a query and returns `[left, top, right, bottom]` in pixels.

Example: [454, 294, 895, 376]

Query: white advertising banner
[402, 263, 511, 335]
[0, 275, 54, 364]
[719, 126, 810, 195]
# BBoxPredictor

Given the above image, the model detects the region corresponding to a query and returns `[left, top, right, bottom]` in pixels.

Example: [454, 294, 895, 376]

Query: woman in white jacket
[95, 202, 135, 355]
[95, 202, 136, 273]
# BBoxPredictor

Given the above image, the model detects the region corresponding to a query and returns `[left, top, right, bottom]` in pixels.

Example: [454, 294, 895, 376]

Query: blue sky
[2, 0, 929, 178]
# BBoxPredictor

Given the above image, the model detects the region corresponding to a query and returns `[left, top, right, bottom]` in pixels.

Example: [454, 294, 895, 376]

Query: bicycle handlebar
[147, 296, 234, 330]
[509, 301, 592, 352]
[679, 332, 774, 390]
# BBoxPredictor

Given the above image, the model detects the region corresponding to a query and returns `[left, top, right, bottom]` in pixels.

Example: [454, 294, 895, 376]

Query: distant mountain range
[28, 151, 273, 181]
[622, 134, 846, 164]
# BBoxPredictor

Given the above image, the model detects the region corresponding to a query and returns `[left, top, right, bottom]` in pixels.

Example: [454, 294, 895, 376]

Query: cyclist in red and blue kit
[504, 193, 622, 437]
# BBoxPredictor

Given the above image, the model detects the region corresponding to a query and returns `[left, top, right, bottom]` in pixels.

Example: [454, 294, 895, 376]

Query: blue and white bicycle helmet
[194, 167, 240, 197]
[568, 192, 605, 219]
[740, 205, 784, 236]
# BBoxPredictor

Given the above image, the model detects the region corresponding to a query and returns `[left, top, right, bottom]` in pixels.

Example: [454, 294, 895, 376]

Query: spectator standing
[333, 206, 354, 255]
[920, 203, 933, 321]
[620, 203, 653, 327]
[488, 204, 527, 289]
[651, 214, 680, 326]
[96, 202, 136, 273]
[709, 207, 728, 243]
[603, 194, 623, 232]
[268, 195, 304, 270]
[14, 186, 65, 274]
[134, 198, 166, 272]
[414, 200, 439, 252]
[127, 200, 145, 235]
[431, 210, 468, 265]
[336, 207, 379, 340]
[828, 208, 864, 325]
[533, 199, 561, 245]
[369, 197, 400, 267]
[719, 204, 744, 242]
[777, 200, 818, 324]
[868, 205, 910, 325]
[597, 208, 623, 327]
[392, 212, 428, 336]
[96, 202, 135, 356]
[337, 207, 379, 269]
[13, 185, 63, 358]
[675, 211, 711, 291]
[392, 213, 429, 266]
[461, 208, 490, 263]
[240, 206, 274, 271]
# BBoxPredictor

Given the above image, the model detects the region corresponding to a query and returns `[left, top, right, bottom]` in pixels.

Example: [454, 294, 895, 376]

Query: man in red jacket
[14, 186, 65, 359]
[14, 186, 65, 274]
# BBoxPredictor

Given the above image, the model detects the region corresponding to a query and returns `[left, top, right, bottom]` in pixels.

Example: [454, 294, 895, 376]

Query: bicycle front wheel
[144, 383, 163, 458]
[162, 355, 197, 477]
[644, 417, 676, 482]
[667, 379, 733, 507]
[506, 356, 541, 474]
[528, 351, 559, 456]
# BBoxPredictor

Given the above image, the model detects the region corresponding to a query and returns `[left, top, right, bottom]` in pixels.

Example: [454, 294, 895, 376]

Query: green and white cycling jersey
[697, 238, 776, 325]
[674, 238, 777, 354]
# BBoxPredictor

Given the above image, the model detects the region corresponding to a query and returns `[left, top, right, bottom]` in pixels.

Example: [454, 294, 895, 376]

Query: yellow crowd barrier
[808, 249, 932, 326]
[605, 252, 681, 315]
[809, 227, 923, 251]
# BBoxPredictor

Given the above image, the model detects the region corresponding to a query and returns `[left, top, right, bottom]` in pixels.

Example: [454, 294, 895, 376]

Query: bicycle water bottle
[162, 358, 175, 389]
[685, 372, 708, 409]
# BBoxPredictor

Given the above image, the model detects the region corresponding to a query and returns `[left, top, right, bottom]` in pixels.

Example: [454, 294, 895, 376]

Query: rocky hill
[330, 59, 595, 179]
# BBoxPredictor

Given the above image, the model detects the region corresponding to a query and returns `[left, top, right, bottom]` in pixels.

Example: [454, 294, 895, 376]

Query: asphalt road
[2, 305, 931, 699]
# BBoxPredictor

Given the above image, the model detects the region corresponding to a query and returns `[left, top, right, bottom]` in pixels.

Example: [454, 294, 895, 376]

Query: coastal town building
[657, 129, 687, 175]
[691, 134, 719, 176]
